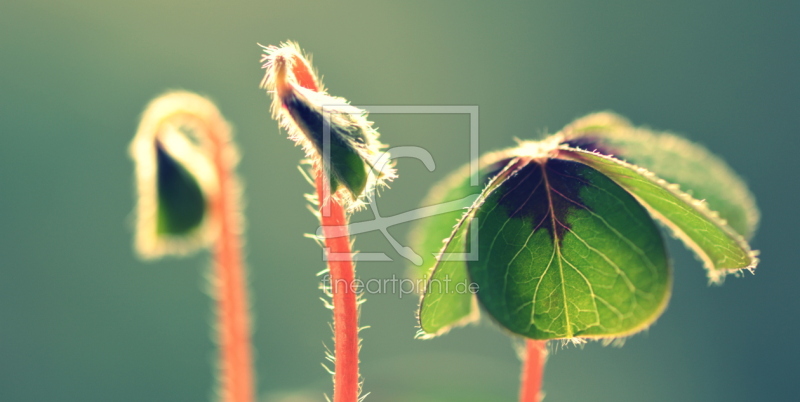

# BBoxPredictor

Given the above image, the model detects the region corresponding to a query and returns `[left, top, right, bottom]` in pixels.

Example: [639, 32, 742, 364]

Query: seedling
[260, 42, 395, 402]
[412, 112, 759, 401]
[130, 92, 254, 402]
[128, 49, 758, 402]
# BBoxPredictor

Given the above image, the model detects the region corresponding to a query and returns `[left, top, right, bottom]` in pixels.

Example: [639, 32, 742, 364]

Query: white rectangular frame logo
[319, 105, 481, 263]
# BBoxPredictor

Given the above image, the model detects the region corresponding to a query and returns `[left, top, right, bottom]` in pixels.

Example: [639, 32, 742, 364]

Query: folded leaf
[417, 210, 478, 337]
[155, 139, 206, 235]
[559, 148, 758, 283]
[418, 158, 524, 337]
[467, 158, 670, 340]
[260, 43, 396, 208]
[130, 91, 223, 259]
[560, 112, 759, 238]
[281, 88, 371, 199]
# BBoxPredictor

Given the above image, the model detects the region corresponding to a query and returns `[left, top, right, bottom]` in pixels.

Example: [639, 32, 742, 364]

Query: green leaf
[560, 112, 759, 238]
[261, 42, 397, 207]
[409, 150, 516, 278]
[130, 91, 226, 259]
[282, 91, 371, 199]
[417, 211, 478, 337]
[466, 158, 670, 340]
[559, 148, 758, 282]
[418, 158, 525, 337]
[155, 140, 207, 235]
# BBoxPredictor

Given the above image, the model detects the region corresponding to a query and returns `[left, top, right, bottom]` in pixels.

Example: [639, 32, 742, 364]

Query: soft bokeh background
[2, 1, 798, 401]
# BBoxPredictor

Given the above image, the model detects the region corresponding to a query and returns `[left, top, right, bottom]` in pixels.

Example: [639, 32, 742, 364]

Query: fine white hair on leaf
[259, 41, 396, 211]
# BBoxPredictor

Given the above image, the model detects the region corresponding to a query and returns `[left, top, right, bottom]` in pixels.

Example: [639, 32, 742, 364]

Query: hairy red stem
[315, 172, 360, 402]
[210, 123, 254, 402]
[520, 340, 547, 402]
[286, 52, 360, 402]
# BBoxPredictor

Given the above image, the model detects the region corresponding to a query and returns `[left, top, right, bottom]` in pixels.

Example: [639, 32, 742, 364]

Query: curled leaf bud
[130, 91, 237, 258]
[259, 41, 394, 208]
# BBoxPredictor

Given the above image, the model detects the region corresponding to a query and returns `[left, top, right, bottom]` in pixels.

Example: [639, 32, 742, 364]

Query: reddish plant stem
[287, 53, 359, 402]
[315, 172, 360, 402]
[209, 123, 254, 402]
[520, 340, 547, 402]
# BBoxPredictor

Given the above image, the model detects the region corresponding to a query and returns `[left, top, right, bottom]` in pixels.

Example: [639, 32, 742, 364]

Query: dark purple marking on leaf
[494, 159, 592, 245]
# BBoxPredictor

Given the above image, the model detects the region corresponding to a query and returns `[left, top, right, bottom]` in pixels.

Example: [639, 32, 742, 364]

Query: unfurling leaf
[131, 91, 254, 402]
[416, 112, 759, 340]
[260, 41, 395, 208]
[130, 91, 229, 258]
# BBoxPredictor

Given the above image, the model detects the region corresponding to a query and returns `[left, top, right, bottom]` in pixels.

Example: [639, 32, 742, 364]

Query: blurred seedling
[130, 91, 254, 402]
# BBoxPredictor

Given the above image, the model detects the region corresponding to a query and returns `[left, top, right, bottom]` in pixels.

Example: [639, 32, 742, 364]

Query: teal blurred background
[1, 1, 798, 401]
